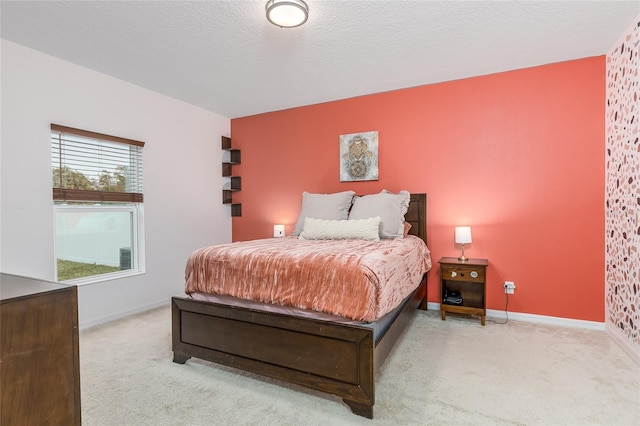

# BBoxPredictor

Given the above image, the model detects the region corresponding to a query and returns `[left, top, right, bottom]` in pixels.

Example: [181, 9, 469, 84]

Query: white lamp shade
[273, 224, 286, 238]
[266, 0, 309, 28]
[455, 226, 472, 244]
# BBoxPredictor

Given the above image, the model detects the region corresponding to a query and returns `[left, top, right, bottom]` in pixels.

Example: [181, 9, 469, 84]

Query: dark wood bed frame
[172, 193, 428, 418]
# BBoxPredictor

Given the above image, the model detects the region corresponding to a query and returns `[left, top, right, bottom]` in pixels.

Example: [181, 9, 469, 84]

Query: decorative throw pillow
[292, 190, 356, 236]
[403, 221, 412, 237]
[299, 217, 381, 241]
[348, 190, 410, 238]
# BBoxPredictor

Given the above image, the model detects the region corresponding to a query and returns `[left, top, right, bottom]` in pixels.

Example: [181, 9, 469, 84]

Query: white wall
[1, 39, 232, 328]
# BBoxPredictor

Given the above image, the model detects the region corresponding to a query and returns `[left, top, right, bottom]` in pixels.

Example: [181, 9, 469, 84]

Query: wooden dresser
[1, 273, 81, 425]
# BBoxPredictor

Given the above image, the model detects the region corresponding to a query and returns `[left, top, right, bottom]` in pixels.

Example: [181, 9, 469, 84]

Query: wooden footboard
[172, 275, 427, 418]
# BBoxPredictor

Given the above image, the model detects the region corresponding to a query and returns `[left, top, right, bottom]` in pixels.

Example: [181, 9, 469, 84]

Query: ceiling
[1, 1, 638, 118]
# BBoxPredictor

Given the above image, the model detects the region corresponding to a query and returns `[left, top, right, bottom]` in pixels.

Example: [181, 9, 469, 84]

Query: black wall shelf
[221, 136, 241, 216]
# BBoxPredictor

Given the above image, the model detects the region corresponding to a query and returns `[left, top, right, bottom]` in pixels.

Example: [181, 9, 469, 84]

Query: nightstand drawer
[441, 265, 485, 283]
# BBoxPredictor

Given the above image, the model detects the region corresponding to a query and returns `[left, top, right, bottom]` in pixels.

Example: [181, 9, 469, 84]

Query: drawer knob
[470, 271, 478, 278]
[451, 271, 457, 278]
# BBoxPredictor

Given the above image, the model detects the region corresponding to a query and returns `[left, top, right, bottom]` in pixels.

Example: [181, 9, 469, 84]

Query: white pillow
[292, 191, 355, 236]
[348, 190, 410, 238]
[299, 217, 381, 241]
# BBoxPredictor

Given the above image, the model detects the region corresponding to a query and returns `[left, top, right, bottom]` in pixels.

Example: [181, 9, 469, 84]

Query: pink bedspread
[185, 235, 432, 322]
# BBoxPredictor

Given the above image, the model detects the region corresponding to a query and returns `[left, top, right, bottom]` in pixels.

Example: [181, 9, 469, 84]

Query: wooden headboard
[405, 193, 427, 244]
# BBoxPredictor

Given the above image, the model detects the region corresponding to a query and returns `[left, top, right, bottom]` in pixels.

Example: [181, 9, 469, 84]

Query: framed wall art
[339, 131, 379, 182]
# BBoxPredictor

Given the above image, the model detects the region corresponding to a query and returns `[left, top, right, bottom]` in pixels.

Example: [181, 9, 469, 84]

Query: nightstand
[439, 257, 489, 326]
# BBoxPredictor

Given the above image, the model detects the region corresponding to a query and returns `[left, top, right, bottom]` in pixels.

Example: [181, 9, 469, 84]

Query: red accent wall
[230, 56, 605, 322]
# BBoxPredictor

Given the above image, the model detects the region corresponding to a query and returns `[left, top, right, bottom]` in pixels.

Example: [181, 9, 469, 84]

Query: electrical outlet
[504, 281, 515, 294]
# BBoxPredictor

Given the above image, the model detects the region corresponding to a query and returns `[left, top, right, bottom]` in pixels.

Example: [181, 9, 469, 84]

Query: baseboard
[604, 322, 640, 366]
[426, 302, 441, 311]
[426, 302, 604, 330]
[79, 299, 170, 331]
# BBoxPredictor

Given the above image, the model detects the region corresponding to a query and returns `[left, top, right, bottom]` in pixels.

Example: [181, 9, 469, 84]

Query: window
[51, 124, 145, 283]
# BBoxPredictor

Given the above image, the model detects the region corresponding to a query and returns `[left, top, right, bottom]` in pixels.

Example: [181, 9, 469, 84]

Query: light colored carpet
[79, 306, 640, 425]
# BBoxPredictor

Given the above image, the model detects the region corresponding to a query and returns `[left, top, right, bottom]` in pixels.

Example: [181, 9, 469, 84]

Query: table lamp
[273, 224, 285, 238]
[455, 226, 472, 262]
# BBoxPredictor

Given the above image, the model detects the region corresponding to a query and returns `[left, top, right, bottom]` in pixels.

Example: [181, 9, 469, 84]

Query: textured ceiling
[1, 1, 639, 118]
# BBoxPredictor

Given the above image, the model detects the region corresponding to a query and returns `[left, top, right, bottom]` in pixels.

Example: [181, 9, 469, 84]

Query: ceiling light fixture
[266, 0, 309, 28]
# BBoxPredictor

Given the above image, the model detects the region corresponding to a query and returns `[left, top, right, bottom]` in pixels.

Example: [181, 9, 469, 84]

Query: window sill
[60, 269, 145, 286]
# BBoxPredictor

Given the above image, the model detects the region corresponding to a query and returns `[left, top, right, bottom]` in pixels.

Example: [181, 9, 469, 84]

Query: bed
[172, 193, 429, 418]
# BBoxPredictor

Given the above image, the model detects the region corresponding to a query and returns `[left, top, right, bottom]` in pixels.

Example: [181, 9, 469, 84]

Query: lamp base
[458, 244, 468, 262]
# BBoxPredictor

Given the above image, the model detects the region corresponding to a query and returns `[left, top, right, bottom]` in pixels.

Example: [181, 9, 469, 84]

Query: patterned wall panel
[606, 17, 640, 349]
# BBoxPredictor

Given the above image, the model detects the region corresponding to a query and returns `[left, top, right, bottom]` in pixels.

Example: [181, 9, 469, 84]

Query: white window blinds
[51, 124, 144, 203]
